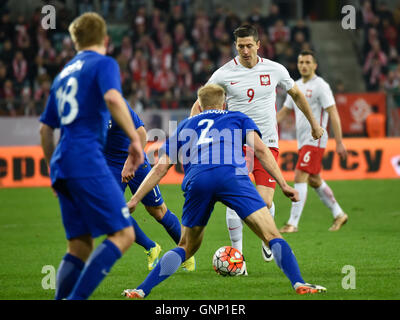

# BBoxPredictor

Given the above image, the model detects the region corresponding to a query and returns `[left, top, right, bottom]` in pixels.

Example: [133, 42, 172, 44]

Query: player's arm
[246, 131, 299, 202]
[326, 104, 347, 160]
[104, 89, 144, 170]
[40, 123, 58, 197]
[127, 154, 173, 212]
[287, 84, 324, 140]
[121, 126, 147, 183]
[190, 99, 202, 116]
[276, 106, 292, 124]
[39, 123, 55, 166]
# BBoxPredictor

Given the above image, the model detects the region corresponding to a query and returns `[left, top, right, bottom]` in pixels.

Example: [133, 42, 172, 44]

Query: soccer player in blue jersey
[122, 84, 327, 298]
[39, 12, 144, 300]
[104, 100, 195, 271]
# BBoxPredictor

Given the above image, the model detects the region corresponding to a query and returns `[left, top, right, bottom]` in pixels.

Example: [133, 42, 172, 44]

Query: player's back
[163, 109, 260, 186]
[104, 100, 145, 165]
[42, 51, 122, 181]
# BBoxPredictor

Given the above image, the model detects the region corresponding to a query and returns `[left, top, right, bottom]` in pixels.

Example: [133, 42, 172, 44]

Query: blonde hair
[197, 84, 225, 110]
[68, 12, 107, 50]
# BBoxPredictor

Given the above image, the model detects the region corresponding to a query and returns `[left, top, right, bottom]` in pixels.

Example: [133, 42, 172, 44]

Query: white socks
[226, 202, 276, 254]
[314, 180, 343, 219]
[287, 183, 308, 228]
[226, 207, 243, 253]
[287, 180, 344, 228]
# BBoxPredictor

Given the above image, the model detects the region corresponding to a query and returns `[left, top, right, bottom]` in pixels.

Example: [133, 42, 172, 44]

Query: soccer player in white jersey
[190, 25, 324, 266]
[277, 50, 348, 233]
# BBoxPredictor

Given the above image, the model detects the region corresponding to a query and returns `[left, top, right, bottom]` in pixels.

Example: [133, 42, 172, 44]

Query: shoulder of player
[258, 57, 286, 70]
[215, 58, 240, 72]
[294, 78, 303, 85]
[314, 75, 330, 86]
[314, 76, 333, 91]
[227, 110, 252, 120]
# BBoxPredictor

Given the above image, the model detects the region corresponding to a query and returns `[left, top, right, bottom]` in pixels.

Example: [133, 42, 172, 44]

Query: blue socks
[67, 239, 122, 300]
[137, 247, 186, 296]
[55, 253, 85, 300]
[158, 209, 181, 244]
[130, 216, 156, 251]
[269, 238, 305, 287]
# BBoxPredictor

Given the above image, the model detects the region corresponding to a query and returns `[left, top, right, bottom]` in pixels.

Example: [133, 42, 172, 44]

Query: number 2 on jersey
[247, 89, 254, 103]
[197, 119, 214, 145]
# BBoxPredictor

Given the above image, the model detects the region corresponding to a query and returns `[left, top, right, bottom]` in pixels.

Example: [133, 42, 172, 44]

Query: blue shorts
[107, 159, 164, 207]
[181, 166, 267, 228]
[53, 173, 132, 240]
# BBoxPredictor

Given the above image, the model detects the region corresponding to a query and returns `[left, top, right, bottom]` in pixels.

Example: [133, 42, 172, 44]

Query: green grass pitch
[0, 179, 399, 300]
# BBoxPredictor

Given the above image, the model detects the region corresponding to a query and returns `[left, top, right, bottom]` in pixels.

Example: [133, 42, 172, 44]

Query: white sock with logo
[287, 183, 308, 228]
[226, 207, 243, 253]
[314, 180, 343, 218]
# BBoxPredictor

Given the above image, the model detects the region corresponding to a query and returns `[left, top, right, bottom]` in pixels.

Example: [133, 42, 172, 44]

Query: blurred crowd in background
[0, 0, 399, 117]
[0, 0, 314, 116]
[359, 0, 400, 93]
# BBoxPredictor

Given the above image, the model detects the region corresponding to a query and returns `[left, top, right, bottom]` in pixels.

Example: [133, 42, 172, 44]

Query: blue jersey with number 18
[39, 50, 122, 183]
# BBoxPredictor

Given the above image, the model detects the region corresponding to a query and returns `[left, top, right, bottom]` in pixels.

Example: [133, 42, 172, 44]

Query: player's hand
[128, 140, 144, 172]
[121, 158, 136, 183]
[127, 197, 138, 213]
[281, 184, 299, 202]
[336, 141, 347, 161]
[311, 125, 324, 140]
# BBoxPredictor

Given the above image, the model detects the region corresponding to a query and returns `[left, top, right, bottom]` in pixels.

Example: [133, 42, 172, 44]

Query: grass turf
[0, 179, 399, 300]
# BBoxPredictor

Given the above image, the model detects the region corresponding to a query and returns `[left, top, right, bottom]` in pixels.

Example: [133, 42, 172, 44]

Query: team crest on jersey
[306, 89, 313, 98]
[260, 74, 271, 86]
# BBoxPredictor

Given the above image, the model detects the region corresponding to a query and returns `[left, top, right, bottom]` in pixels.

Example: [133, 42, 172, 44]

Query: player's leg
[252, 148, 279, 262]
[53, 180, 91, 300]
[256, 185, 276, 262]
[108, 163, 157, 253]
[145, 202, 181, 245]
[134, 179, 182, 269]
[243, 208, 326, 294]
[132, 165, 181, 244]
[123, 225, 205, 299]
[223, 176, 325, 294]
[280, 168, 309, 233]
[308, 174, 348, 231]
[55, 236, 91, 300]
[123, 172, 216, 298]
[145, 201, 195, 272]
[226, 206, 243, 252]
[66, 175, 135, 300]
[226, 147, 278, 262]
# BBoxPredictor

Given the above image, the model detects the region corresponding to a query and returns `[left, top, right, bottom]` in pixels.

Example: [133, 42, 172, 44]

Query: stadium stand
[0, 0, 313, 116]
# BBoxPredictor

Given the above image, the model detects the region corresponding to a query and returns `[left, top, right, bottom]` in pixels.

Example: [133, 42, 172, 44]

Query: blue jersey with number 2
[40, 51, 122, 183]
[161, 109, 261, 190]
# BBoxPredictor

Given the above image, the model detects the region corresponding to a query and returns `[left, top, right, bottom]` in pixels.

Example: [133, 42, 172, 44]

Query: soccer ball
[212, 246, 245, 276]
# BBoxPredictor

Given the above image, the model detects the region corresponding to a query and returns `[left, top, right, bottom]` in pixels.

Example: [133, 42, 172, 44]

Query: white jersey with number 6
[207, 56, 295, 148]
[284, 75, 335, 149]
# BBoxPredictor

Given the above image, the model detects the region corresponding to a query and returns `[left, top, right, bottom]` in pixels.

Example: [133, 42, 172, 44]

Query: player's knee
[264, 233, 283, 245]
[108, 227, 135, 253]
[308, 175, 321, 188]
[145, 203, 167, 220]
[67, 235, 94, 261]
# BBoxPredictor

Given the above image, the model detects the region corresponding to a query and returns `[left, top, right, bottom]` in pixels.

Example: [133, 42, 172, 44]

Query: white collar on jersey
[301, 74, 318, 84]
[234, 55, 264, 68]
